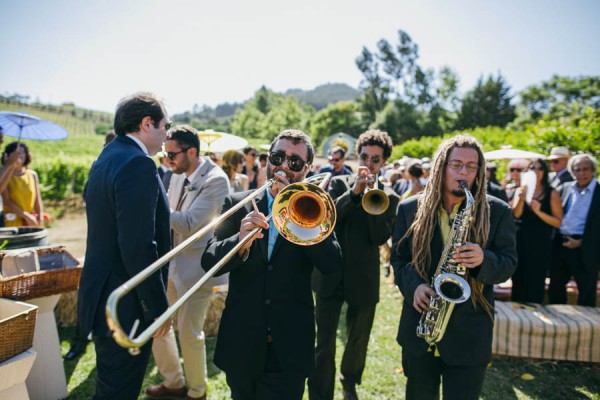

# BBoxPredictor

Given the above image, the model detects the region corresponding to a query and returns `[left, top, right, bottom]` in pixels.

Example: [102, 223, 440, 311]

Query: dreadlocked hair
[400, 134, 493, 318]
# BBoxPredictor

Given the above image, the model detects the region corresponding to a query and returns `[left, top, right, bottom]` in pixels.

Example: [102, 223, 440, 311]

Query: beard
[450, 188, 466, 197]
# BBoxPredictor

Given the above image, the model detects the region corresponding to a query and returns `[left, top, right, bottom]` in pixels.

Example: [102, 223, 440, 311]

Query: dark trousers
[226, 342, 305, 400]
[308, 291, 376, 400]
[93, 334, 152, 400]
[548, 236, 597, 307]
[402, 348, 487, 400]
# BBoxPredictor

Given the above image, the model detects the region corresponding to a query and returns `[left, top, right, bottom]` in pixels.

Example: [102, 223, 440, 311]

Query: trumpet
[361, 174, 389, 215]
[105, 172, 336, 354]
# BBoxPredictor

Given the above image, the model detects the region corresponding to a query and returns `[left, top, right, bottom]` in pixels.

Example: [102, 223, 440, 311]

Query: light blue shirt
[266, 190, 279, 260]
[560, 178, 597, 235]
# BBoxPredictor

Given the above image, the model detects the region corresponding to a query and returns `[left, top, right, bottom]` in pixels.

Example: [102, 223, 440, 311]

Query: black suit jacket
[202, 190, 342, 378]
[391, 195, 517, 366]
[559, 181, 600, 272]
[78, 135, 171, 338]
[551, 169, 574, 190]
[312, 175, 399, 305]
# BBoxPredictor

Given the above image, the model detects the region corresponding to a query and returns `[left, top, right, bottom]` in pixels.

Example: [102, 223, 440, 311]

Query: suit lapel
[179, 160, 212, 211]
[256, 193, 269, 262]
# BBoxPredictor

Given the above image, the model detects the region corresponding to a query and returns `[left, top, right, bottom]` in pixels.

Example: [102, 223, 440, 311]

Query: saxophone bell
[433, 273, 471, 303]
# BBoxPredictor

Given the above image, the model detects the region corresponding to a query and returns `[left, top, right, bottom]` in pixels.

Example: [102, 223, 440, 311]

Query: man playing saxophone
[391, 135, 517, 400]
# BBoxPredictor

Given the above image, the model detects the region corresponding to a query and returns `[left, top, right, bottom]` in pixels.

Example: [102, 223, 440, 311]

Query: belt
[560, 233, 583, 240]
[267, 334, 273, 343]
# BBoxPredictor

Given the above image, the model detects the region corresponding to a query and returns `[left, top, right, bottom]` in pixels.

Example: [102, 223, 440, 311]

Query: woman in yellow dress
[1, 142, 45, 227]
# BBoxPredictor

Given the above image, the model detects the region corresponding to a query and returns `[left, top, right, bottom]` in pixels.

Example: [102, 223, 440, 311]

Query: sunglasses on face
[359, 154, 382, 164]
[166, 147, 189, 160]
[328, 156, 342, 162]
[549, 159, 560, 164]
[268, 151, 307, 172]
[509, 167, 523, 172]
[529, 166, 544, 171]
[249, 152, 257, 157]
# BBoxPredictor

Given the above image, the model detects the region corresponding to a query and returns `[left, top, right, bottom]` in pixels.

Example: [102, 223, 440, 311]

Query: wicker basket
[0, 298, 38, 364]
[0, 245, 82, 301]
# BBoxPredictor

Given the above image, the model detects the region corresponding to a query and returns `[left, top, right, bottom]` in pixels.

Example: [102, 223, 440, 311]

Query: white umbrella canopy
[197, 130, 248, 153]
[0, 111, 69, 141]
[484, 148, 546, 160]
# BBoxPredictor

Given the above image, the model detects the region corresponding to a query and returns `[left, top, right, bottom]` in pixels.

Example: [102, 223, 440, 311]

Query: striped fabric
[493, 301, 600, 362]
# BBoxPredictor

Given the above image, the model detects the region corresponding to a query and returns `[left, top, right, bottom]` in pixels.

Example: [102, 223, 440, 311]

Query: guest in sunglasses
[222, 150, 249, 193]
[319, 146, 352, 177]
[510, 158, 563, 304]
[502, 159, 528, 202]
[202, 129, 342, 400]
[309, 130, 399, 400]
[547, 146, 574, 190]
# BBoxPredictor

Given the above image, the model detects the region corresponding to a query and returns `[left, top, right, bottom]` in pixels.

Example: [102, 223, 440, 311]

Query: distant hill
[284, 83, 359, 110]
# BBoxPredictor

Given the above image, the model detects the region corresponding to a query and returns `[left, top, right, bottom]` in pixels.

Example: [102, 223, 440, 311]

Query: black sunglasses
[268, 151, 307, 172]
[359, 153, 383, 164]
[166, 147, 189, 160]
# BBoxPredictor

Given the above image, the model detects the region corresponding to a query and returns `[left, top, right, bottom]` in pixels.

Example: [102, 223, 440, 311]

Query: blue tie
[267, 194, 278, 260]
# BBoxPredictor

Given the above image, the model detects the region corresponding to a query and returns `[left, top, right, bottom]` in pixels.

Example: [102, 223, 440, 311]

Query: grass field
[59, 275, 600, 400]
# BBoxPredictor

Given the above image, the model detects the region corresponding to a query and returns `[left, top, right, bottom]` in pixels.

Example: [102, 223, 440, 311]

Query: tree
[310, 101, 366, 147]
[457, 74, 516, 129]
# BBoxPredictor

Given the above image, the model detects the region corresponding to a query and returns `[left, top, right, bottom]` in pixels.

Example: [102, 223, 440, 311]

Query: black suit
[391, 195, 516, 400]
[309, 175, 398, 399]
[550, 168, 574, 190]
[549, 180, 600, 306]
[78, 135, 171, 399]
[202, 190, 342, 400]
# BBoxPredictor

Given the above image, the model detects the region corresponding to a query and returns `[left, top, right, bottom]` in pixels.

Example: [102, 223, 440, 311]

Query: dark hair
[269, 129, 314, 164]
[114, 92, 166, 135]
[3, 142, 31, 166]
[243, 146, 257, 155]
[104, 131, 116, 146]
[167, 125, 199, 153]
[407, 161, 423, 179]
[329, 146, 346, 158]
[259, 153, 268, 162]
[529, 158, 550, 190]
[222, 150, 244, 179]
[356, 129, 393, 159]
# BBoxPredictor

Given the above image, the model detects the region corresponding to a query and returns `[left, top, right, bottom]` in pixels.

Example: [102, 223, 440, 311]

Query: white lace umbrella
[197, 130, 247, 153]
[0, 111, 69, 141]
[484, 149, 546, 160]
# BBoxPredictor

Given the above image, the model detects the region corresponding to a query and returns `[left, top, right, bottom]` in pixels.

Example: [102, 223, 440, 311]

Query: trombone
[105, 172, 336, 354]
[361, 174, 389, 215]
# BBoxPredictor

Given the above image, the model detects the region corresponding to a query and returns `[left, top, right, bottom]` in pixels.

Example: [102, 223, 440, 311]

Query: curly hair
[401, 134, 492, 317]
[355, 129, 393, 159]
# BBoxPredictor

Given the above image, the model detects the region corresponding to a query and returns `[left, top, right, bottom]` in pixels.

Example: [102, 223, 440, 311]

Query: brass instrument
[361, 174, 389, 215]
[416, 180, 474, 346]
[106, 173, 336, 354]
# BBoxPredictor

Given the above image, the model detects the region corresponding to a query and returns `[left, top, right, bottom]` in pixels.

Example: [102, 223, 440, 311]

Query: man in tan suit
[146, 125, 229, 400]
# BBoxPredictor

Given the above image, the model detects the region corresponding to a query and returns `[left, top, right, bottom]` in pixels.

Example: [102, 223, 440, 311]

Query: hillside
[284, 82, 359, 110]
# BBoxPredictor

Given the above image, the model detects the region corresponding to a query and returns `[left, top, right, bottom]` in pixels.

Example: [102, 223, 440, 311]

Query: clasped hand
[452, 242, 483, 269]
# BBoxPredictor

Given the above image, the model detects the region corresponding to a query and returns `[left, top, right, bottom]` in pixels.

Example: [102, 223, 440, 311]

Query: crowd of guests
[57, 92, 597, 400]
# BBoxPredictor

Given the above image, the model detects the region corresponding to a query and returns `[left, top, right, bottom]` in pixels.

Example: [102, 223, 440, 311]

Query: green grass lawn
[59, 277, 600, 400]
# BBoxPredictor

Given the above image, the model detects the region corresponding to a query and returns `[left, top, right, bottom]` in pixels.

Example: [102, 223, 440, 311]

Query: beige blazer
[168, 157, 230, 293]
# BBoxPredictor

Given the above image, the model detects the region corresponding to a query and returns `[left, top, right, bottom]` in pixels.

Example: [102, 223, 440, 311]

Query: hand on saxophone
[414, 284, 436, 313]
[453, 242, 484, 268]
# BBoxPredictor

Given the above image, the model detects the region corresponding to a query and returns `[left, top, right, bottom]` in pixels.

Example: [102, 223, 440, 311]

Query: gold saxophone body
[416, 180, 475, 346]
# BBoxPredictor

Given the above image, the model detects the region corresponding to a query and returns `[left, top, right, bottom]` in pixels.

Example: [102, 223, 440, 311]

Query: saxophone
[416, 180, 475, 346]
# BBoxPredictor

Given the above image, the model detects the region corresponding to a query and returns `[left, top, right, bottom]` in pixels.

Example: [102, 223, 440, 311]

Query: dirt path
[47, 209, 87, 259]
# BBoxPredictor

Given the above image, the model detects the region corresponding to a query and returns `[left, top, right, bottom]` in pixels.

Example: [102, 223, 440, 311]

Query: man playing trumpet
[309, 130, 399, 400]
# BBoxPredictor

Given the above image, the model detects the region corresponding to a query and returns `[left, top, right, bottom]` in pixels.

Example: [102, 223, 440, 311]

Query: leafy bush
[36, 160, 92, 201]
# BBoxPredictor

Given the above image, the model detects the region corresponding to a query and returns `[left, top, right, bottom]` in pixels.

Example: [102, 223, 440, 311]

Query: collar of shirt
[125, 134, 149, 155]
[571, 177, 597, 195]
[185, 158, 203, 182]
[438, 202, 462, 243]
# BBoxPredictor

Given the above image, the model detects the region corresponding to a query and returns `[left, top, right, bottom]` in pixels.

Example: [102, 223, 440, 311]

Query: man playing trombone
[309, 130, 399, 400]
[146, 125, 229, 400]
[202, 129, 342, 400]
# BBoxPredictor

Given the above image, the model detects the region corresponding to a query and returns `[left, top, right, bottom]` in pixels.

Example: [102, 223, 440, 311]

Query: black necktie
[176, 178, 190, 211]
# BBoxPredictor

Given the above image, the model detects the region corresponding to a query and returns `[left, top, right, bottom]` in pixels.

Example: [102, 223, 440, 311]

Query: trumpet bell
[272, 181, 336, 245]
[362, 188, 390, 215]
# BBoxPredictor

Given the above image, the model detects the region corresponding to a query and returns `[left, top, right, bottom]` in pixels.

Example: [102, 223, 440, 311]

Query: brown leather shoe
[145, 383, 187, 399]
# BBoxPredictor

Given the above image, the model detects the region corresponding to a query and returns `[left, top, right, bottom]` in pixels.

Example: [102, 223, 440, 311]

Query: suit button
[268, 265, 273, 271]
[265, 299, 271, 305]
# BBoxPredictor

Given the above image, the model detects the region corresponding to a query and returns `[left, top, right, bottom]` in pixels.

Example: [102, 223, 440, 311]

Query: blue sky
[1, 0, 599, 114]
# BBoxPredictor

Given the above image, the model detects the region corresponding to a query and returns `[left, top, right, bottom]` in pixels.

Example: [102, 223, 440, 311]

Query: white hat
[547, 146, 570, 160]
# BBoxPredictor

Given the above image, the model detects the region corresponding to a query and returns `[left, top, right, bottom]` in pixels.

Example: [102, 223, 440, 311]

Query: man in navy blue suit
[77, 92, 173, 399]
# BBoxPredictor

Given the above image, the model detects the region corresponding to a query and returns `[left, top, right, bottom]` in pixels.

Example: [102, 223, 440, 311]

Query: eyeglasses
[529, 166, 544, 171]
[249, 152, 257, 157]
[572, 167, 592, 173]
[549, 159, 560, 164]
[448, 160, 478, 172]
[359, 154, 383, 164]
[328, 156, 342, 163]
[268, 151, 307, 172]
[166, 147, 189, 160]
[509, 168, 523, 173]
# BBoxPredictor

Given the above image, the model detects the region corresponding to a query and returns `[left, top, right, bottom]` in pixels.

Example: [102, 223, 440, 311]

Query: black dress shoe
[64, 342, 87, 360]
